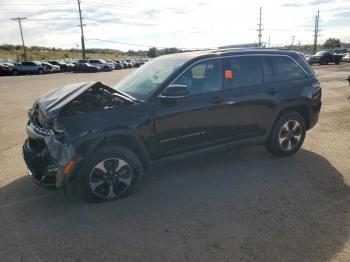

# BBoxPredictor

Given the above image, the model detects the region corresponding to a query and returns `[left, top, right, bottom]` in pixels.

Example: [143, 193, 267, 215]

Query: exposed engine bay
[61, 86, 128, 116]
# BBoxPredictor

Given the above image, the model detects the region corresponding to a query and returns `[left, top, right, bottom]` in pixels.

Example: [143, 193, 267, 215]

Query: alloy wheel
[89, 158, 133, 199]
[278, 120, 303, 151]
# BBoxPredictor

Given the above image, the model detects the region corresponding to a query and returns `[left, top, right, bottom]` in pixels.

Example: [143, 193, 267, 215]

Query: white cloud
[0, 0, 349, 50]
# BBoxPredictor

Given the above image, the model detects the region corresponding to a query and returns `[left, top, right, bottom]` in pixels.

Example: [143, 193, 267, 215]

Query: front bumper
[23, 122, 81, 189]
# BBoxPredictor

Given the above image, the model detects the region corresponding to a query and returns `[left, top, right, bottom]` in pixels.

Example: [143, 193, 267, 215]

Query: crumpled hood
[37, 81, 113, 120]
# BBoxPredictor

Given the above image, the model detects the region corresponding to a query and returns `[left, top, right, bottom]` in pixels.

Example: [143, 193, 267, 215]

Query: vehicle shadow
[0, 147, 349, 262]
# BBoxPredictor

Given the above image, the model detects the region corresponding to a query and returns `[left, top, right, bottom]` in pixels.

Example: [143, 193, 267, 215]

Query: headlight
[52, 119, 66, 142]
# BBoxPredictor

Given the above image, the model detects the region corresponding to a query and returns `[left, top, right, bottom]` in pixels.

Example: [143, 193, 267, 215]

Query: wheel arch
[274, 105, 311, 130]
[75, 130, 152, 169]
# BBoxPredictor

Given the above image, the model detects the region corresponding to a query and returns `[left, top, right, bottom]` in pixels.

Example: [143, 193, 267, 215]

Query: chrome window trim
[158, 53, 309, 98]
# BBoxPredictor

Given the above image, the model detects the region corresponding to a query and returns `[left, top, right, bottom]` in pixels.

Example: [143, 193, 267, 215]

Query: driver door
[153, 58, 231, 157]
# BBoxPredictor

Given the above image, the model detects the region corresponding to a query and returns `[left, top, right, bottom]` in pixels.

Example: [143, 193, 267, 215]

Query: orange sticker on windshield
[224, 70, 233, 79]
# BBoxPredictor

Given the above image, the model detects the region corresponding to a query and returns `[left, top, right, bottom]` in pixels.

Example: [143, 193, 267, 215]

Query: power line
[87, 38, 209, 50]
[11, 17, 27, 61]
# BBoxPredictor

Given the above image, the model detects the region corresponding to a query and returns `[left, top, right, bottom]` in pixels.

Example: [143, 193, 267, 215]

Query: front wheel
[265, 112, 306, 156]
[37, 69, 44, 74]
[77, 146, 144, 202]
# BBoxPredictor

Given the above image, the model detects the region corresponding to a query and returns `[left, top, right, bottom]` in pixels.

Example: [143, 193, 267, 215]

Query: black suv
[23, 49, 321, 202]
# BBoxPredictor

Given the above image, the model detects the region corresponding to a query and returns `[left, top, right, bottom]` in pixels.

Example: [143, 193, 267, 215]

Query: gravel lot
[0, 64, 350, 262]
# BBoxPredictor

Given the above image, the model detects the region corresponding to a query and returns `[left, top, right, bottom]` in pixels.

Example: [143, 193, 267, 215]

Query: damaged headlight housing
[51, 119, 66, 142]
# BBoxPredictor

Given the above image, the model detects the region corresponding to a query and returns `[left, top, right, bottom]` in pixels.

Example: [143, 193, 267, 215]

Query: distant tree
[323, 38, 341, 49]
[147, 47, 158, 58]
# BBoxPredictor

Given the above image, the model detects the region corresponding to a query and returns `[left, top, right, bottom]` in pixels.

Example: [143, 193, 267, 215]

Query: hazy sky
[0, 0, 349, 51]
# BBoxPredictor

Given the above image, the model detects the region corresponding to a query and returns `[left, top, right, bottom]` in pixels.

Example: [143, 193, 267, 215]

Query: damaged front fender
[44, 134, 82, 188]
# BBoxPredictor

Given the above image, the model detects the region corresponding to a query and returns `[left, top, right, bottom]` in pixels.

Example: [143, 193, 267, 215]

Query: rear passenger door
[224, 55, 279, 141]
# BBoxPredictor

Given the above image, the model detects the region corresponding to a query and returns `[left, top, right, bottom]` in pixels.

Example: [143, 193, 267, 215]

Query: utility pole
[298, 40, 301, 51]
[313, 10, 320, 54]
[268, 35, 271, 48]
[11, 17, 27, 61]
[291, 35, 296, 48]
[77, 0, 86, 59]
[257, 7, 263, 47]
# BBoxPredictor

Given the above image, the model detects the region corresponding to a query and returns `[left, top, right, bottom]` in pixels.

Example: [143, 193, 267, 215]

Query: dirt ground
[0, 64, 349, 262]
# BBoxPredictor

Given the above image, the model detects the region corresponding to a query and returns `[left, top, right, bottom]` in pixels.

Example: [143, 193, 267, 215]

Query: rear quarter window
[272, 56, 307, 81]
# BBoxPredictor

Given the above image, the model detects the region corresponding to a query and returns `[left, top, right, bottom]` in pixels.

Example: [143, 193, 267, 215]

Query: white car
[86, 59, 114, 71]
[341, 53, 350, 63]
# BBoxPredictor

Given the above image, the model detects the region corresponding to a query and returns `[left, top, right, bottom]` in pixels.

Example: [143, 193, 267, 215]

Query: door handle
[267, 87, 279, 95]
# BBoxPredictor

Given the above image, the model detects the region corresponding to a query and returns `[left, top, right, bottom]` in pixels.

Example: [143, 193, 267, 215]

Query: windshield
[113, 55, 191, 100]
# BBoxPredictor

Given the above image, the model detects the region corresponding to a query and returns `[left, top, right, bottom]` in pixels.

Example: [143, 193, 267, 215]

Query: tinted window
[262, 57, 275, 83]
[22, 62, 34, 66]
[225, 56, 263, 88]
[273, 56, 306, 81]
[173, 59, 223, 95]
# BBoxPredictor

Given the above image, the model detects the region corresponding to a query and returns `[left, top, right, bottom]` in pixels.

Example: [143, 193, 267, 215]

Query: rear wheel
[12, 69, 19, 76]
[37, 69, 44, 74]
[265, 112, 306, 156]
[77, 146, 144, 202]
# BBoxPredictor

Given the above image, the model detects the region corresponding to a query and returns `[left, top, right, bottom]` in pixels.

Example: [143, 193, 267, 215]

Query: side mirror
[160, 84, 189, 98]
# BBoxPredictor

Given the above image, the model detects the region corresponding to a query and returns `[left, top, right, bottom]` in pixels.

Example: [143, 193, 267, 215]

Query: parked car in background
[0, 64, 11, 76]
[111, 60, 124, 70]
[86, 59, 114, 71]
[107, 60, 123, 70]
[47, 61, 69, 72]
[9, 61, 45, 75]
[73, 63, 99, 73]
[341, 53, 350, 63]
[121, 60, 129, 68]
[134, 60, 144, 68]
[309, 51, 343, 65]
[23, 49, 321, 202]
[42, 62, 61, 73]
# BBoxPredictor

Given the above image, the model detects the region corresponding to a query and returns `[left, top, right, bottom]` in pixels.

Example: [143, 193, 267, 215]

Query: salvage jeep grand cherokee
[23, 49, 321, 202]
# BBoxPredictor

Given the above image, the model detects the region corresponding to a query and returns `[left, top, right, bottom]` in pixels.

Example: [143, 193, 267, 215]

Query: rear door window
[262, 57, 275, 84]
[224, 56, 263, 88]
[272, 56, 307, 81]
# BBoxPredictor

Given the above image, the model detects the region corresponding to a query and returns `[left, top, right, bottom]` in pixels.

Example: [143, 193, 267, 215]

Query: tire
[77, 146, 144, 202]
[265, 112, 306, 157]
[335, 61, 340, 65]
[37, 69, 44, 75]
[103, 66, 109, 72]
[12, 70, 19, 76]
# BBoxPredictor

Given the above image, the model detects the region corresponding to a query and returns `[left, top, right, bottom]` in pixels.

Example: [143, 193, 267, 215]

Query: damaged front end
[23, 103, 82, 189]
[22, 81, 133, 189]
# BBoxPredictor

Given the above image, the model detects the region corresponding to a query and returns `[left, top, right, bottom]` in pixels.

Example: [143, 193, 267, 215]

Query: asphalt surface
[0, 65, 350, 262]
